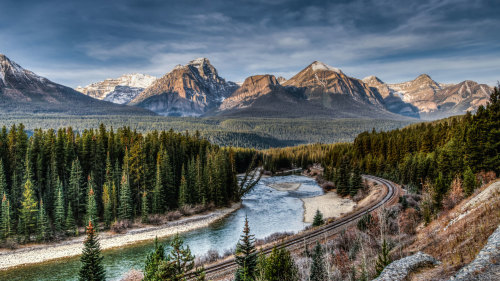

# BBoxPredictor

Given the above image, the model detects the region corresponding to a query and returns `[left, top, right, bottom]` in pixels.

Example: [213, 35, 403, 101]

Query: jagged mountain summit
[362, 75, 420, 118]
[75, 73, 157, 104]
[0, 54, 154, 115]
[365, 74, 492, 119]
[216, 62, 401, 119]
[283, 61, 385, 108]
[129, 58, 238, 116]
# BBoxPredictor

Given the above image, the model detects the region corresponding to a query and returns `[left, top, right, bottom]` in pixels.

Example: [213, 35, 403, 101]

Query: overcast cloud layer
[0, 0, 499, 87]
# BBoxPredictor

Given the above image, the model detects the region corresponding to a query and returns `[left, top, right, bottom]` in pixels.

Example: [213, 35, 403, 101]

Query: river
[0, 175, 323, 280]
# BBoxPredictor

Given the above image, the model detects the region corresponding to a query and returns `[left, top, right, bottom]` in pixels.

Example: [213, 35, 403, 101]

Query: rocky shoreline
[0, 202, 241, 270]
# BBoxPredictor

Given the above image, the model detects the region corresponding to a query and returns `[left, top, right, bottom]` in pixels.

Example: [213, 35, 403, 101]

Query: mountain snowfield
[75, 73, 157, 104]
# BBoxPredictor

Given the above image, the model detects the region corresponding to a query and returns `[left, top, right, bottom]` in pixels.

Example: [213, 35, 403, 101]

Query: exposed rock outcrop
[373, 252, 440, 281]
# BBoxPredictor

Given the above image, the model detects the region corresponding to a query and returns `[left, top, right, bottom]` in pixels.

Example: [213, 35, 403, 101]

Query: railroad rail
[195, 175, 401, 278]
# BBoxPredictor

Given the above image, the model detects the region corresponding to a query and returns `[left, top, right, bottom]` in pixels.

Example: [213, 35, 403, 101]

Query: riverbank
[302, 192, 356, 223]
[0, 202, 241, 270]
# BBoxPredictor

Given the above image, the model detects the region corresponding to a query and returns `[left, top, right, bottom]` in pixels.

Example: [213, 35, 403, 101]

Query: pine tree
[37, 199, 51, 241]
[235, 217, 257, 281]
[141, 191, 149, 223]
[68, 158, 84, 224]
[118, 170, 133, 221]
[375, 239, 391, 276]
[312, 209, 324, 227]
[1, 193, 11, 239]
[144, 237, 166, 281]
[309, 242, 326, 281]
[350, 166, 362, 197]
[66, 202, 78, 236]
[463, 166, 477, 196]
[0, 160, 7, 199]
[54, 178, 65, 233]
[337, 156, 350, 196]
[20, 178, 38, 240]
[86, 187, 98, 228]
[178, 165, 188, 207]
[102, 183, 112, 228]
[79, 220, 106, 281]
[257, 247, 299, 281]
[165, 234, 195, 279]
[152, 153, 164, 214]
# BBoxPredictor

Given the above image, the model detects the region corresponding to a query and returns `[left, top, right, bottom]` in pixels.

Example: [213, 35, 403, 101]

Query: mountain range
[0, 53, 493, 119]
[0, 54, 153, 115]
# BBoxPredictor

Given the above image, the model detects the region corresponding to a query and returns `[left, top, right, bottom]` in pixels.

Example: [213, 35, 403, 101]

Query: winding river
[0, 175, 323, 281]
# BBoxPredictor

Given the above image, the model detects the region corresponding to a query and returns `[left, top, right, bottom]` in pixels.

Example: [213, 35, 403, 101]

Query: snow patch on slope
[311, 61, 343, 74]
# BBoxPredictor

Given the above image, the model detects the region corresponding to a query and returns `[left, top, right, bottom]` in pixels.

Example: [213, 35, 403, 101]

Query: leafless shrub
[120, 269, 144, 281]
[111, 220, 132, 234]
[0, 238, 19, 250]
[165, 210, 182, 221]
[147, 214, 165, 225]
[255, 231, 294, 247]
[477, 171, 496, 186]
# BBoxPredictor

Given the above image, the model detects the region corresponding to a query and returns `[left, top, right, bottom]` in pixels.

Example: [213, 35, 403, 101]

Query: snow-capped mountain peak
[310, 61, 343, 74]
[75, 73, 157, 101]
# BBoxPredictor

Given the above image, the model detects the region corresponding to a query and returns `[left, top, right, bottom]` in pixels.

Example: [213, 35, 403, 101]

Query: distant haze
[0, 0, 499, 87]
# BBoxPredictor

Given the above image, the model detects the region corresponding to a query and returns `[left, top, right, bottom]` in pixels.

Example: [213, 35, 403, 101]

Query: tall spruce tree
[463, 166, 477, 196]
[144, 237, 166, 281]
[309, 242, 326, 281]
[66, 202, 77, 236]
[102, 183, 112, 228]
[68, 158, 84, 224]
[178, 165, 188, 207]
[86, 187, 98, 228]
[152, 153, 164, 214]
[118, 170, 133, 221]
[350, 166, 363, 197]
[235, 217, 257, 281]
[0, 160, 6, 199]
[20, 178, 38, 240]
[141, 191, 149, 223]
[1, 193, 11, 239]
[79, 220, 106, 281]
[37, 199, 50, 241]
[54, 178, 65, 233]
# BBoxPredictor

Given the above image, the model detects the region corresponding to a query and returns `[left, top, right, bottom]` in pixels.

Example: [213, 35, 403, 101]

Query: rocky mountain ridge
[0, 54, 154, 115]
[130, 58, 238, 116]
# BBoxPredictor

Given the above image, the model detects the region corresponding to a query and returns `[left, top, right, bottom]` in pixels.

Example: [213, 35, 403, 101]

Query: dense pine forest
[264, 87, 500, 217]
[0, 116, 413, 149]
[0, 125, 256, 242]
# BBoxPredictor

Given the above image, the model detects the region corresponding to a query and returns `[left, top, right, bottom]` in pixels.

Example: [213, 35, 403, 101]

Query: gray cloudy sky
[0, 0, 499, 87]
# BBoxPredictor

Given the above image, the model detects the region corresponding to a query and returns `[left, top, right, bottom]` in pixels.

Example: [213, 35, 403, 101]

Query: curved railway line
[195, 175, 402, 278]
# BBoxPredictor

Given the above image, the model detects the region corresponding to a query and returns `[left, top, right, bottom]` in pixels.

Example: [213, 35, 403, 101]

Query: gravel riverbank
[0, 203, 241, 270]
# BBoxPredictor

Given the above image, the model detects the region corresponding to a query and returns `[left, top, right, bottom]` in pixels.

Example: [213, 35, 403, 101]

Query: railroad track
[195, 175, 401, 278]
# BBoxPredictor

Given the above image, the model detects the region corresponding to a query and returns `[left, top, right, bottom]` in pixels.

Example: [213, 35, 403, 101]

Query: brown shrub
[443, 177, 464, 211]
[111, 220, 132, 234]
[165, 210, 182, 221]
[147, 214, 165, 225]
[399, 208, 420, 235]
[476, 171, 496, 185]
[120, 269, 144, 281]
[333, 249, 350, 277]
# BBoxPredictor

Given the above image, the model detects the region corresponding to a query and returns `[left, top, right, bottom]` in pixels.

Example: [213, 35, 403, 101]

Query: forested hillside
[264, 86, 500, 217]
[0, 125, 255, 242]
[0, 116, 413, 149]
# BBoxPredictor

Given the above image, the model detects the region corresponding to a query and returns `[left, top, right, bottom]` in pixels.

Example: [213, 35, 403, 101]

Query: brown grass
[407, 180, 500, 280]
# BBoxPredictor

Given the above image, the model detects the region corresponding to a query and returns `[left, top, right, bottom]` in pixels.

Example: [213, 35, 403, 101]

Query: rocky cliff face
[283, 61, 384, 108]
[75, 73, 156, 101]
[362, 75, 420, 118]
[220, 75, 281, 110]
[364, 74, 493, 119]
[130, 58, 238, 116]
[0, 54, 153, 115]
